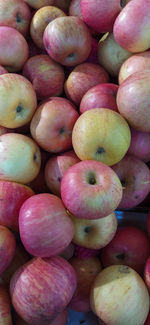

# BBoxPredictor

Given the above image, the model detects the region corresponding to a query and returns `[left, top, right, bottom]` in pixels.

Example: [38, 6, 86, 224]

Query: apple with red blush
[127, 128, 150, 162]
[0, 225, 16, 276]
[0, 285, 13, 324]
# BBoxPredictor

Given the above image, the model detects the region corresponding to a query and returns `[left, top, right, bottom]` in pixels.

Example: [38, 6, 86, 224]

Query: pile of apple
[0, 0, 150, 324]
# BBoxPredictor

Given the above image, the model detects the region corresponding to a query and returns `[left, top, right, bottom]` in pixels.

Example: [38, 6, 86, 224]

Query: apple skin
[43, 16, 92, 66]
[0, 133, 41, 184]
[0, 26, 29, 72]
[0, 226, 16, 276]
[14, 309, 68, 325]
[44, 150, 80, 196]
[69, 212, 117, 250]
[72, 108, 131, 166]
[30, 6, 66, 49]
[0, 285, 13, 325]
[64, 63, 109, 106]
[112, 154, 150, 210]
[119, 50, 150, 84]
[147, 211, 150, 237]
[59, 242, 75, 261]
[117, 70, 150, 132]
[80, 83, 118, 114]
[100, 226, 150, 275]
[0, 0, 31, 36]
[113, 0, 150, 53]
[69, 256, 102, 312]
[127, 128, 150, 162]
[0, 73, 37, 129]
[24, 0, 54, 9]
[98, 32, 132, 77]
[144, 257, 150, 290]
[81, 0, 122, 33]
[30, 97, 79, 153]
[69, 0, 82, 18]
[0, 65, 8, 75]
[19, 193, 75, 257]
[10, 256, 77, 324]
[86, 38, 99, 65]
[61, 160, 123, 220]
[23, 54, 65, 99]
[90, 265, 150, 325]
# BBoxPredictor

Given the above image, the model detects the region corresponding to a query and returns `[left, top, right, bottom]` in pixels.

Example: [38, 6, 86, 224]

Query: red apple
[14, 308, 68, 325]
[29, 168, 50, 194]
[112, 155, 150, 209]
[61, 160, 123, 220]
[147, 211, 150, 237]
[10, 256, 77, 324]
[30, 97, 79, 153]
[100, 226, 150, 275]
[43, 16, 92, 66]
[0, 65, 8, 75]
[69, 0, 82, 18]
[86, 38, 99, 65]
[19, 193, 75, 257]
[64, 62, 110, 106]
[74, 244, 100, 260]
[127, 128, 150, 162]
[144, 257, 150, 290]
[44, 150, 80, 196]
[80, 83, 118, 114]
[69, 256, 102, 312]
[0, 226, 16, 276]
[0, 285, 13, 324]
[23, 54, 65, 99]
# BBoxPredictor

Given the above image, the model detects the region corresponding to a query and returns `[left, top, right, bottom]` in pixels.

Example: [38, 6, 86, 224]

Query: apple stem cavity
[116, 252, 126, 260]
[59, 127, 65, 135]
[16, 12, 22, 24]
[96, 147, 105, 155]
[16, 105, 22, 113]
[87, 172, 97, 185]
[84, 226, 91, 233]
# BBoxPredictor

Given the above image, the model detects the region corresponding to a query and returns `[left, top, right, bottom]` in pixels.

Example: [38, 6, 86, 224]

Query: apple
[69, 212, 118, 249]
[0, 73, 37, 128]
[147, 211, 150, 237]
[90, 265, 150, 325]
[44, 150, 80, 196]
[0, 133, 41, 184]
[69, 0, 82, 18]
[72, 108, 131, 166]
[119, 50, 150, 84]
[61, 160, 123, 220]
[59, 242, 75, 261]
[64, 63, 110, 106]
[0, 65, 7, 75]
[0, 0, 31, 36]
[0, 26, 29, 72]
[74, 244, 100, 259]
[30, 6, 66, 49]
[14, 308, 68, 325]
[86, 38, 99, 65]
[112, 154, 150, 209]
[144, 313, 150, 325]
[127, 128, 150, 162]
[10, 256, 77, 324]
[30, 97, 79, 153]
[29, 168, 50, 194]
[23, 54, 65, 99]
[80, 83, 118, 114]
[19, 193, 75, 257]
[27, 36, 45, 57]
[100, 226, 150, 275]
[24, 0, 54, 9]
[113, 0, 150, 53]
[98, 32, 132, 77]
[144, 257, 150, 290]
[81, 0, 122, 33]
[69, 256, 102, 312]
[43, 16, 92, 66]
[117, 70, 150, 132]
[0, 285, 13, 324]
[0, 225, 16, 276]
[53, 0, 72, 12]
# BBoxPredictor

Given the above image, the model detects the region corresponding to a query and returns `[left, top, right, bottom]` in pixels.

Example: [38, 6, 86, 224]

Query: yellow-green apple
[59, 242, 75, 261]
[144, 257, 150, 290]
[61, 160, 123, 220]
[81, 0, 122, 33]
[90, 265, 150, 325]
[145, 313, 150, 325]
[0, 0, 31, 36]
[43, 16, 92, 66]
[119, 50, 150, 84]
[23, 54, 65, 100]
[0, 226, 16, 275]
[0, 180, 34, 231]
[147, 211, 150, 236]
[69, 0, 82, 18]
[24, 0, 54, 9]
[53, 0, 71, 11]
[100, 226, 150, 275]
[69, 256, 102, 312]
[30, 6, 66, 49]
[0, 133, 41, 184]
[112, 155, 150, 209]
[72, 108, 131, 166]
[19, 193, 74, 257]
[0, 73, 37, 128]
[64, 63, 109, 106]
[117, 70, 150, 132]
[0, 65, 7, 75]
[0, 26, 29, 72]
[44, 150, 80, 196]
[127, 128, 150, 162]
[14, 308, 69, 325]
[69, 212, 117, 249]
[80, 83, 118, 114]
[0, 285, 13, 324]
[30, 97, 79, 153]
[10, 256, 77, 324]
[98, 32, 132, 77]
[113, 0, 150, 53]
